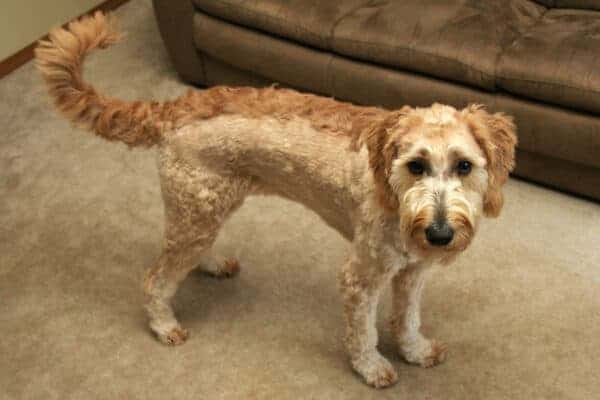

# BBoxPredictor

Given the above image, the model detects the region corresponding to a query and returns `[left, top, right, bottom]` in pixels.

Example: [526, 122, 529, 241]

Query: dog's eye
[457, 160, 472, 176]
[407, 160, 425, 175]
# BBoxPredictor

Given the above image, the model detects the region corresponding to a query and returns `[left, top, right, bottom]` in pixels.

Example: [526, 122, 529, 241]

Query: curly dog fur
[35, 12, 517, 388]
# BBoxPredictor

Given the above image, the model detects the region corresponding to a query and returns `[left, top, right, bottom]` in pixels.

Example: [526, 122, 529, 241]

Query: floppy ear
[462, 105, 518, 218]
[365, 106, 413, 214]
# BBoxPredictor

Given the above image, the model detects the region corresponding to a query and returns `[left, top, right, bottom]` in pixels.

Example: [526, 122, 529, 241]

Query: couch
[152, 0, 600, 200]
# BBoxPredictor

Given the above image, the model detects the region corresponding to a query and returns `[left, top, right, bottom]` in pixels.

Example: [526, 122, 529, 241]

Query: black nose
[425, 222, 454, 246]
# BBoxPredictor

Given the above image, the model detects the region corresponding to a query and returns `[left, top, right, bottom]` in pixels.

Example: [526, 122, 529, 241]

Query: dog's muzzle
[425, 221, 454, 246]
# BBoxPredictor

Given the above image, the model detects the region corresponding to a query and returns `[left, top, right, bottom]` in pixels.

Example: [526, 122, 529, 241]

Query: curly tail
[35, 12, 168, 147]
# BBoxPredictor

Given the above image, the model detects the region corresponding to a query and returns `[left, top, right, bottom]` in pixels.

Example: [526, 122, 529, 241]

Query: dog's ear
[462, 104, 517, 218]
[365, 106, 413, 214]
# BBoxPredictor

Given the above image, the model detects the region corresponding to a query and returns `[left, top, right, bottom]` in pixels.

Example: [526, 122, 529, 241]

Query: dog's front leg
[391, 263, 447, 367]
[338, 254, 398, 388]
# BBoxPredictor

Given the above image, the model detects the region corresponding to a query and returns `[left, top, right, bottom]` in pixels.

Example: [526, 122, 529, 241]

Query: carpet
[1, 1, 599, 399]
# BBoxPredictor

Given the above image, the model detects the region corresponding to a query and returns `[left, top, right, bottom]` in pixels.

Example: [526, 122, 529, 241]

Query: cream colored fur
[35, 12, 517, 388]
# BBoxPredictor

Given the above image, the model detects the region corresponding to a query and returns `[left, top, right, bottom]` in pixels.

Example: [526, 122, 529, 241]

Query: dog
[35, 12, 517, 388]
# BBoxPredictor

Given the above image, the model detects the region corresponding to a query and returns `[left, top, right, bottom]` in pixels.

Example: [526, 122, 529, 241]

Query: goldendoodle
[35, 12, 517, 388]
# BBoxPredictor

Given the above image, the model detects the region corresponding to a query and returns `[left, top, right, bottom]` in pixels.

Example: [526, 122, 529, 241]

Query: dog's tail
[35, 12, 169, 147]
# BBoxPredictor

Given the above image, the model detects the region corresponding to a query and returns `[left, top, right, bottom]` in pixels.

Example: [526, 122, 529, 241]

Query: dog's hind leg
[143, 158, 251, 345]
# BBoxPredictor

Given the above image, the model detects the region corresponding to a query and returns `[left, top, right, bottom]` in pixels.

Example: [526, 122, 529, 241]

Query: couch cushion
[194, 0, 545, 91]
[192, 0, 369, 50]
[332, 0, 544, 90]
[497, 9, 600, 114]
[193, 12, 335, 95]
[534, 0, 600, 10]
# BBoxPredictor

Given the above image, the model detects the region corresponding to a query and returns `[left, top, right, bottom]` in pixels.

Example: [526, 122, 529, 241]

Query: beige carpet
[1, 1, 599, 399]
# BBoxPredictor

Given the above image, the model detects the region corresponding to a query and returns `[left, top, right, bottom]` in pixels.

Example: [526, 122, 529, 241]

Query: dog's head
[366, 103, 517, 259]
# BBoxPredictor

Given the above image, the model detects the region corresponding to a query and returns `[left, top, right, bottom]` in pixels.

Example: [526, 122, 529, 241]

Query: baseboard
[0, 0, 130, 79]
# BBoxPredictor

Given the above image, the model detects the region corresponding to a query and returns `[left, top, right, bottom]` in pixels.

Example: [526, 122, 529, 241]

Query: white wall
[0, 0, 103, 60]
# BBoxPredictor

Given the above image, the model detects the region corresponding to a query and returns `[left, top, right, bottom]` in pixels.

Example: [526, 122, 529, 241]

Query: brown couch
[153, 0, 600, 200]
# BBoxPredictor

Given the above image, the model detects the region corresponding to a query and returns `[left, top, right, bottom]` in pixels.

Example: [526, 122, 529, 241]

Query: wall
[0, 0, 103, 60]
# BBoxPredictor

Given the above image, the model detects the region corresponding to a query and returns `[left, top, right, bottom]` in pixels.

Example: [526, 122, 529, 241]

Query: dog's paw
[352, 353, 399, 389]
[216, 257, 241, 278]
[400, 338, 447, 368]
[199, 257, 241, 279]
[158, 327, 189, 346]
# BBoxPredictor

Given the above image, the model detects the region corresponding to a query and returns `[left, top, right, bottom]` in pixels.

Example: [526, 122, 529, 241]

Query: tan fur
[36, 13, 517, 389]
[364, 107, 415, 214]
[460, 105, 518, 217]
[391, 265, 447, 368]
[219, 258, 241, 278]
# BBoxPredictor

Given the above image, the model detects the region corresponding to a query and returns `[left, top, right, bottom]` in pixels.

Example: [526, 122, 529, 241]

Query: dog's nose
[425, 222, 454, 246]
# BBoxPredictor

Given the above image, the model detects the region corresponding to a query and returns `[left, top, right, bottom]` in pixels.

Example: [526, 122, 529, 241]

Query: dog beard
[399, 180, 476, 262]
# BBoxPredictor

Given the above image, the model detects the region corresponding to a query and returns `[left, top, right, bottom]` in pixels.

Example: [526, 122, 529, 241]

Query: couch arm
[152, 0, 205, 84]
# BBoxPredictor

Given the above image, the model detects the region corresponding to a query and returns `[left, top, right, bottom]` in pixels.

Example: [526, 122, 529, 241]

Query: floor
[1, 1, 599, 399]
